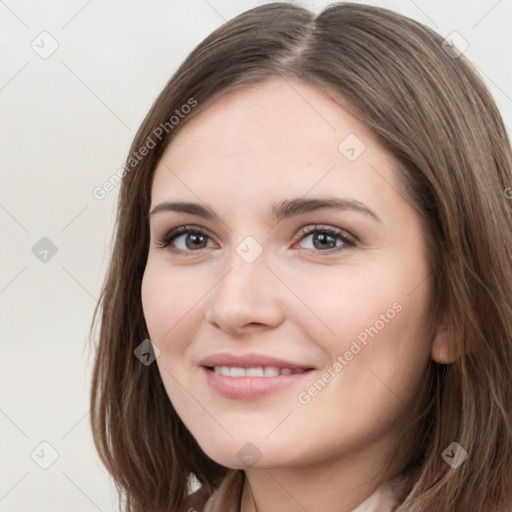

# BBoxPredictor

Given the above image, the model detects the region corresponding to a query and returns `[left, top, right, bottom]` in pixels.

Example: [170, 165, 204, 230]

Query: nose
[204, 245, 285, 335]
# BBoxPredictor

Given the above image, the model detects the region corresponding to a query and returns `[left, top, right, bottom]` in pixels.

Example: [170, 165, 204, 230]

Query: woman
[89, 3, 512, 511]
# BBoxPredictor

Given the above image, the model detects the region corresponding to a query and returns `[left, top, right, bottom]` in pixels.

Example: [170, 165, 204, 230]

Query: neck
[240, 437, 405, 512]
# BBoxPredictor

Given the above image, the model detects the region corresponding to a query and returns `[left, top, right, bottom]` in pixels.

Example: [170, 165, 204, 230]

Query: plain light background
[1, 1, 511, 510]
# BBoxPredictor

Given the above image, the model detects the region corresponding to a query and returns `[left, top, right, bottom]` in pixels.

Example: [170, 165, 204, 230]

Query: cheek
[141, 262, 195, 345]
[141, 265, 198, 401]
[297, 257, 433, 394]
[302, 274, 433, 415]
[141, 262, 211, 394]
[289, 295, 432, 463]
[141, 265, 167, 340]
[288, 262, 413, 346]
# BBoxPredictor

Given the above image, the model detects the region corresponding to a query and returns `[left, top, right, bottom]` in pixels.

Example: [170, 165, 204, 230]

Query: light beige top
[179, 470, 406, 512]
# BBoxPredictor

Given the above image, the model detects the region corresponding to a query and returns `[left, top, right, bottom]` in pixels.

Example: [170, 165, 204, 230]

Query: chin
[194, 431, 298, 470]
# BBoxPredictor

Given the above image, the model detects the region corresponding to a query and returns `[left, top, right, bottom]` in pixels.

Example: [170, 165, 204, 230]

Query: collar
[182, 470, 406, 512]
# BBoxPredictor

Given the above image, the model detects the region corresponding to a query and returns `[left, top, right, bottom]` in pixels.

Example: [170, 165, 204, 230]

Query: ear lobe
[431, 322, 458, 364]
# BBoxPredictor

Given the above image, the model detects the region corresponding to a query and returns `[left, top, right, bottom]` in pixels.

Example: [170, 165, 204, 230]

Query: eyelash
[155, 224, 356, 257]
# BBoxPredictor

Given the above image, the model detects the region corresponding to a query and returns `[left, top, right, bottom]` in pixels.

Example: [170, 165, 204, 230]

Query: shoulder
[178, 471, 245, 512]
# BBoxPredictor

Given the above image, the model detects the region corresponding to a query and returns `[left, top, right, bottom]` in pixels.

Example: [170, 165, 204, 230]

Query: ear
[430, 321, 459, 364]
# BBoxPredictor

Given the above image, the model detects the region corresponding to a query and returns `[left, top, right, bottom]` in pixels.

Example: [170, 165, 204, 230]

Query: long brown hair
[89, 3, 512, 511]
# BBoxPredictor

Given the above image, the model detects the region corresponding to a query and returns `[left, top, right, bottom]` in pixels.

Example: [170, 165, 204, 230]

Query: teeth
[230, 367, 246, 377]
[218, 366, 231, 376]
[246, 367, 264, 377]
[264, 366, 280, 377]
[212, 366, 304, 377]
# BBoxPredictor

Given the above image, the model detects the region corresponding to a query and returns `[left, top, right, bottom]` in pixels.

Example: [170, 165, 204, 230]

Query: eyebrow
[149, 197, 382, 223]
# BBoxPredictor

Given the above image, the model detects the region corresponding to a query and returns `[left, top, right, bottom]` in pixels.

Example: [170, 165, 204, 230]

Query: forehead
[150, 78, 401, 217]
[163, 79, 372, 164]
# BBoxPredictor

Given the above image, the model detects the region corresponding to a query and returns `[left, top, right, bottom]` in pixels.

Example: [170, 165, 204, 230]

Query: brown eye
[294, 225, 356, 254]
[156, 225, 214, 253]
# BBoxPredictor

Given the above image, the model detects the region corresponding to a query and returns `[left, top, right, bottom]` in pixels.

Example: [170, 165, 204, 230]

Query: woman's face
[141, 78, 439, 470]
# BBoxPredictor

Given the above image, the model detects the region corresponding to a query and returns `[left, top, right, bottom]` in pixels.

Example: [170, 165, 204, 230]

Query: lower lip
[201, 367, 313, 399]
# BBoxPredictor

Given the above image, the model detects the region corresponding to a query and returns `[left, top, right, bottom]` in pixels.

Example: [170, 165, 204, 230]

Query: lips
[200, 352, 315, 399]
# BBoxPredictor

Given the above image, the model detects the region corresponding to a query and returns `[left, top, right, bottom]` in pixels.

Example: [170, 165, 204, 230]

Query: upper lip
[200, 352, 314, 370]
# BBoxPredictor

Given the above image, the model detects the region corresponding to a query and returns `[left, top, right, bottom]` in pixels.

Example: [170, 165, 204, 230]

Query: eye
[155, 225, 215, 254]
[293, 224, 356, 255]
[155, 224, 356, 256]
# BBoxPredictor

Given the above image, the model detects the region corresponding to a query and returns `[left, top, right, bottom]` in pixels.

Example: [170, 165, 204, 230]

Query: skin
[141, 78, 451, 512]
